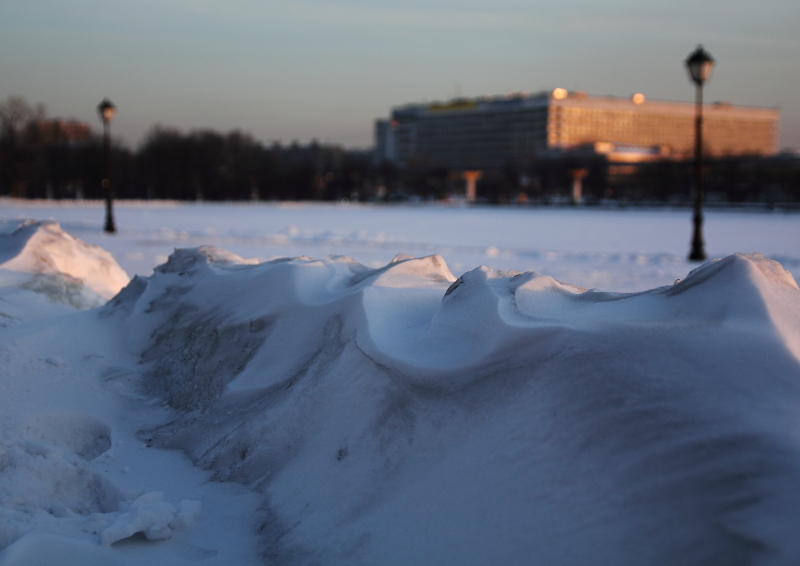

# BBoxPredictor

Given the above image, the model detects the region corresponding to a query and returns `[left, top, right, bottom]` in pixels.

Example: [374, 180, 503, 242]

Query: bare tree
[0, 96, 45, 134]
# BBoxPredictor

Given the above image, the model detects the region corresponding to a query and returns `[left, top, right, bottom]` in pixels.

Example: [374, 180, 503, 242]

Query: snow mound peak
[0, 220, 129, 302]
[154, 245, 258, 274]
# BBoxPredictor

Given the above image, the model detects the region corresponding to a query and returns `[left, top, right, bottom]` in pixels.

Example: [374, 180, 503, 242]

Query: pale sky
[2, 0, 798, 150]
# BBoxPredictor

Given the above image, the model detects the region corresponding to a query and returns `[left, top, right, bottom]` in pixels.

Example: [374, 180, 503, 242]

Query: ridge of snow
[108, 246, 800, 564]
[2, 215, 800, 564]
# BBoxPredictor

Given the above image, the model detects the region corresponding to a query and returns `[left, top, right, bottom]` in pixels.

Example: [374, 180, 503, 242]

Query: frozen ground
[0, 201, 799, 565]
[1, 198, 799, 290]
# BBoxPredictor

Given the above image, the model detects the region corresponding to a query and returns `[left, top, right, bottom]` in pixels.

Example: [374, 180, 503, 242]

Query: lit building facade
[375, 89, 779, 171]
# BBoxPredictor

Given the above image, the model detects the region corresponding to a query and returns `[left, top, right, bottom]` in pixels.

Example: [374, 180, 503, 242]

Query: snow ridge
[113, 246, 800, 565]
[3, 218, 800, 564]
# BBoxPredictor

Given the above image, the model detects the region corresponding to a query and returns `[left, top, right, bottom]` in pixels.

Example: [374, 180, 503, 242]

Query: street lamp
[685, 45, 714, 261]
[98, 98, 116, 234]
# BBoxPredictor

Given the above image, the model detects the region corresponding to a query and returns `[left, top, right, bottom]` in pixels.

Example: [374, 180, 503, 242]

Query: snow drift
[2, 218, 800, 565]
[98, 245, 800, 565]
[0, 220, 129, 313]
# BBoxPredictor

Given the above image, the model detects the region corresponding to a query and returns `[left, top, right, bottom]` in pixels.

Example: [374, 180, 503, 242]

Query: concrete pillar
[569, 168, 588, 204]
[463, 170, 482, 203]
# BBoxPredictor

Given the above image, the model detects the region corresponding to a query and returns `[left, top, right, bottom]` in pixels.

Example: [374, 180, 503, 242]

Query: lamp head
[685, 45, 714, 86]
[98, 98, 116, 123]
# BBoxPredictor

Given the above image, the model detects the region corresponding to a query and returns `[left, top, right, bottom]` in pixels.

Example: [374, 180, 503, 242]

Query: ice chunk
[100, 492, 176, 546]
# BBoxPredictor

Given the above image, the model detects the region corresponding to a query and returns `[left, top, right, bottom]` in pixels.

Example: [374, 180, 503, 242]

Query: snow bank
[105, 246, 800, 564]
[2, 216, 800, 564]
[0, 224, 256, 565]
[0, 220, 129, 306]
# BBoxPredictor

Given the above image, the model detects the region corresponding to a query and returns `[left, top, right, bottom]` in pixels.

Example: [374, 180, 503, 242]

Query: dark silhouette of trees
[134, 129, 366, 202]
[2, 95, 798, 205]
[0, 97, 46, 197]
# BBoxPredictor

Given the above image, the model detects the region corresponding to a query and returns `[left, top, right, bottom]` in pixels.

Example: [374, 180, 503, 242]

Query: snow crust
[2, 217, 800, 564]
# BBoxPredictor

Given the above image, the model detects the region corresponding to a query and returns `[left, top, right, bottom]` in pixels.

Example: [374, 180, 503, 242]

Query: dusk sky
[2, 0, 798, 150]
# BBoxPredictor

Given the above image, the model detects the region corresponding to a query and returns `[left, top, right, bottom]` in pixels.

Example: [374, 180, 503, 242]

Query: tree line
[2, 96, 798, 205]
[0, 97, 396, 202]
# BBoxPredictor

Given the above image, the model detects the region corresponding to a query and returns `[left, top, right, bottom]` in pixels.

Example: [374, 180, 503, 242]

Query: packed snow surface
[1, 212, 800, 564]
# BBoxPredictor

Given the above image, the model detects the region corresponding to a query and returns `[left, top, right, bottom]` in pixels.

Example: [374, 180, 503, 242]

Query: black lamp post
[685, 45, 714, 261]
[98, 98, 116, 234]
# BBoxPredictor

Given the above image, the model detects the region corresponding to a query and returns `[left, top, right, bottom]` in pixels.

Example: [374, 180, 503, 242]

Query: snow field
[0, 207, 799, 564]
[2, 198, 799, 291]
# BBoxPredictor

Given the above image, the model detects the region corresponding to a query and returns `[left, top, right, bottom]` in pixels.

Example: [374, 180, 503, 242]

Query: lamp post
[98, 98, 116, 234]
[685, 45, 714, 261]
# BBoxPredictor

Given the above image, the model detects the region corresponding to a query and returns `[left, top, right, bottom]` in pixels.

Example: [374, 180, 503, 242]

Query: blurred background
[1, 0, 799, 290]
[1, 0, 799, 203]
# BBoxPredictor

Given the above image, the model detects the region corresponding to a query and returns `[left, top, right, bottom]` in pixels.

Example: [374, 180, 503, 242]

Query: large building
[375, 89, 779, 171]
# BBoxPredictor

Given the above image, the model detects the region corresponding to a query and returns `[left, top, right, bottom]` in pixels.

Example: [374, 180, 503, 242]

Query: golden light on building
[377, 89, 779, 170]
